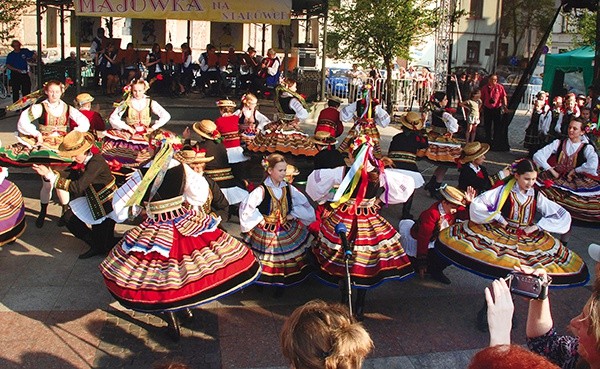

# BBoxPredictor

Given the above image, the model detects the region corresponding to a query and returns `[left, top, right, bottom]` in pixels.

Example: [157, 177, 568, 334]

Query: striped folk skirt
[436, 220, 589, 286]
[101, 129, 152, 165]
[99, 208, 261, 312]
[247, 123, 318, 157]
[242, 219, 313, 287]
[312, 198, 414, 289]
[0, 179, 26, 246]
[537, 171, 600, 223]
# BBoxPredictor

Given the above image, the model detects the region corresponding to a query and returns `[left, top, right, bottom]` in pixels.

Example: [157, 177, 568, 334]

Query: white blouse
[239, 176, 316, 233]
[306, 166, 345, 204]
[306, 167, 414, 206]
[533, 139, 598, 176]
[469, 184, 571, 234]
[112, 158, 208, 222]
[234, 108, 272, 131]
[340, 101, 390, 127]
[108, 96, 171, 131]
[18, 100, 90, 137]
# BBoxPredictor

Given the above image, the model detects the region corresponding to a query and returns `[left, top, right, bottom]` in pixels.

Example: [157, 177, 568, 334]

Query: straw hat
[399, 111, 424, 131]
[74, 93, 94, 106]
[216, 99, 236, 108]
[286, 164, 300, 177]
[438, 184, 466, 207]
[58, 131, 95, 157]
[174, 147, 214, 164]
[457, 141, 490, 164]
[310, 131, 338, 146]
[328, 96, 343, 106]
[193, 120, 221, 141]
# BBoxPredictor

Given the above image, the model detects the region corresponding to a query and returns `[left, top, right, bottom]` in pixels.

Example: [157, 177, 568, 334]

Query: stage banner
[74, 0, 292, 25]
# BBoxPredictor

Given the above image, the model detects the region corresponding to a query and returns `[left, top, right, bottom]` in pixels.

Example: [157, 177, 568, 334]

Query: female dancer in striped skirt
[100, 130, 261, 341]
[312, 136, 415, 319]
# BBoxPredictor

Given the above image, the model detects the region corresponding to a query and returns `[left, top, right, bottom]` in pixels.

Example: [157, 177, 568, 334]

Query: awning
[73, 0, 292, 25]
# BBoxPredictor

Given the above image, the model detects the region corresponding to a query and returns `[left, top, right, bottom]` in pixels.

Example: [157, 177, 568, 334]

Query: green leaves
[328, 0, 438, 66]
[0, 0, 34, 42]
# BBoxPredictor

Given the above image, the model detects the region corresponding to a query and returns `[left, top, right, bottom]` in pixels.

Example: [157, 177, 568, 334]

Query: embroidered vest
[257, 184, 292, 225]
[555, 139, 588, 174]
[123, 98, 152, 127]
[500, 190, 538, 227]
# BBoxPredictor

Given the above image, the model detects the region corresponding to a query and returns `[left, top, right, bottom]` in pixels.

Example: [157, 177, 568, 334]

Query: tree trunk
[385, 57, 393, 114]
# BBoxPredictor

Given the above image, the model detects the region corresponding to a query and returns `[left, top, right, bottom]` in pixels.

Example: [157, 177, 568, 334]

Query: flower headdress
[261, 157, 269, 171]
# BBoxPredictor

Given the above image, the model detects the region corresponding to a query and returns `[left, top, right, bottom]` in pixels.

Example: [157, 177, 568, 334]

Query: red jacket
[70, 110, 105, 133]
[410, 202, 468, 257]
[315, 107, 343, 137]
[215, 115, 242, 149]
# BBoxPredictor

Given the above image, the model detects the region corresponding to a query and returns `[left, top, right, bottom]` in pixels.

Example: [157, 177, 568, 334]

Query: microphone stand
[343, 241, 353, 317]
[335, 223, 353, 316]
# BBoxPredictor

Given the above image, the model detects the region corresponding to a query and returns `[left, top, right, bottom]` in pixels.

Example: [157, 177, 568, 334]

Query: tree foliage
[0, 0, 34, 42]
[500, 0, 556, 57]
[326, 0, 438, 110]
[566, 9, 596, 48]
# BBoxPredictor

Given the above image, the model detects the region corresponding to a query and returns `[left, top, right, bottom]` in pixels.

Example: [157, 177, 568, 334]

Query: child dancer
[457, 141, 509, 195]
[239, 153, 316, 292]
[459, 89, 482, 143]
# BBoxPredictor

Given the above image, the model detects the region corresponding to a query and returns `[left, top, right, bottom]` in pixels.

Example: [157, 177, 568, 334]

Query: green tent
[542, 46, 594, 96]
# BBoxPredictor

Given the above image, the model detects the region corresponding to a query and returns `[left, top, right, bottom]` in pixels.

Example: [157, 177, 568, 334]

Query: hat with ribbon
[399, 111, 424, 131]
[58, 131, 95, 157]
[216, 99, 236, 108]
[438, 184, 466, 207]
[174, 146, 214, 164]
[310, 131, 338, 146]
[457, 141, 490, 164]
[193, 120, 221, 141]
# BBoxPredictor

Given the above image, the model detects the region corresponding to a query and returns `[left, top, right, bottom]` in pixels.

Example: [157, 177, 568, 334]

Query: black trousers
[10, 73, 31, 103]
[483, 106, 509, 150]
[64, 209, 116, 253]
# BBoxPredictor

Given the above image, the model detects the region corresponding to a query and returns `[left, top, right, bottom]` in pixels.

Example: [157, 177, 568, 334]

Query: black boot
[354, 289, 367, 321]
[57, 205, 69, 227]
[164, 311, 181, 342]
[424, 177, 440, 198]
[36, 203, 48, 228]
[177, 308, 194, 324]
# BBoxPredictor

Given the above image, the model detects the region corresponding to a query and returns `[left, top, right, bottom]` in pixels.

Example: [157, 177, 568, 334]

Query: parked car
[502, 74, 542, 97]
[450, 66, 489, 78]
[326, 68, 351, 97]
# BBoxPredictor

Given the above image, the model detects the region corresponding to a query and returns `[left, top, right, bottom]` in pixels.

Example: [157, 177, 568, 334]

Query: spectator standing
[89, 28, 107, 89]
[6, 40, 35, 103]
[480, 74, 508, 150]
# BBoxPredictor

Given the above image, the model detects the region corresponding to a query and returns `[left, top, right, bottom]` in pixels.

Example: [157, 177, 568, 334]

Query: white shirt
[109, 96, 171, 131]
[234, 108, 272, 131]
[18, 100, 90, 137]
[340, 101, 390, 127]
[533, 139, 598, 176]
[469, 184, 571, 234]
[239, 177, 316, 233]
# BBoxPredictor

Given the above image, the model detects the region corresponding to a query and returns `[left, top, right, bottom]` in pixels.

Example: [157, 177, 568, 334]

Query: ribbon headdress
[330, 135, 388, 210]
[125, 131, 182, 209]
